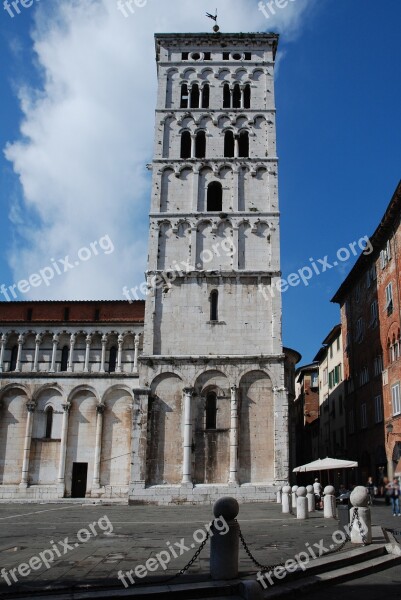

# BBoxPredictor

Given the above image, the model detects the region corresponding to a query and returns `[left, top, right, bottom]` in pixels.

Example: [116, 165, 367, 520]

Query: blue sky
[0, 0, 400, 365]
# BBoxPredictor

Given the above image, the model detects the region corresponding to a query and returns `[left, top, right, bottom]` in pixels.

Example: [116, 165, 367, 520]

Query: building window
[205, 392, 217, 429]
[323, 368, 328, 385]
[45, 407, 53, 439]
[311, 372, 318, 388]
[224, 130, 235, 157]
[109, 346, 117, 373]
[391, 383, 401, 416]
[223, 83, 231, 108]
[180, 131, 191, 159]
[190, 83, 200, 108]
[223, 52, 230, 60]
[204, 52, 211, 60]
[9, 345, 18, 372]
[329, 344, 333, 358]
[336, 336, 340, 351]
[329, 370, 334, 389]
[182, 52, 189, 60]
[349, 409, 355, 434]
[94, 308, 100, 322]
[386, 283, 393, 315]
[374, 355, 383, 376]
[374, 395, 383, 423]
[356, 317, 364, 342]
[359, 366, 369, 386]
[210, 290, 219, 321]
[380, 240, 392, 269]
[201, 84, 210, 108]
[243, 84, 251, 109]
[195, 130, 206, 158]
[238, 130, 249, 157]
[334, 364, 342, 385]
[361, 403, 367, 429]
[207, 182, 223, 212]
[244, 52, 252, 60]
[180, 84, 189, 108]
[370, 300, 378, 327]
[233, 84, 241, 108]
[60, 346, 69, 372]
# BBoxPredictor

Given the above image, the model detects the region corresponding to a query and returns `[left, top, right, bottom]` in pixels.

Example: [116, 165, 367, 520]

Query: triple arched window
[223, 83, 251, 109]
[181, 83, 210, 109]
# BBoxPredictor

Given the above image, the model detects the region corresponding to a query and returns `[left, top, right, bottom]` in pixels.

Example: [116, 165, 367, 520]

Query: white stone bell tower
[131, 32, 288, 505]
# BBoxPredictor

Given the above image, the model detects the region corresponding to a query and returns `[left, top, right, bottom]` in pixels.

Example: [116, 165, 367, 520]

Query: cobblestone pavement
[0, 499, 399, 595]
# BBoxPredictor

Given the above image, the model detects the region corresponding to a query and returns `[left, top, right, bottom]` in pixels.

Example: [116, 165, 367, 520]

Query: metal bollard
[349, 486, 372, 544]
[291, 485, 298, 510]
[306, 485, 315, 513]
[296, 486, 308, 520]
[276, 486, 282, 504]
[210, 496, 239, 580]
[323, 485, 336, 519]
[282, 485, 292, 514]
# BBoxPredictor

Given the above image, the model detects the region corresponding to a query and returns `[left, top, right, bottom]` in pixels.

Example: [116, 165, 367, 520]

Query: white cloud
[4, 0, 313, 300]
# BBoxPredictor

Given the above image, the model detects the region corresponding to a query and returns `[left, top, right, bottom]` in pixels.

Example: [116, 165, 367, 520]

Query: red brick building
[332, 181, 401, 484]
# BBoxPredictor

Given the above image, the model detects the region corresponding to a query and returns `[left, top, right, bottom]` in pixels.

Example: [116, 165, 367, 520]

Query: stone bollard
[349, 486, 372, 545]
[282, 485, 292, 514]
[291, 485, 298, 510]
[306, 485, 315, 513]
[276, 486, 282, 504]
[323, 485, 336, 519]
[296, 486, 308, 520]
[210, 497, 239, 580]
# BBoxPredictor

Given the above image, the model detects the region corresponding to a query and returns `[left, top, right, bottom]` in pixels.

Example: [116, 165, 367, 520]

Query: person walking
[385, 477, 400, 516]
[313, 478, 322, 510]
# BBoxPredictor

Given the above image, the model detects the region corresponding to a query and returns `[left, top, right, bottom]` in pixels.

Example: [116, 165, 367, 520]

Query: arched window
[180, 83, 188, 109]
[60, 346, 69, 372]
[180, 131, 191, 159]
[206, 392, 217, 429]
[223, 83, 231, 108]
[210, 290, 219, 321]
[109, 346, 117, 373]
[207, 182, 222, 212]
[9, 345, 18, 372]
[201, 84, 210, 109]
[238, 130, 249, 157]
[224, 130, 235, 158]
[233, 84, 241, 109]
[243, 84, 251, 109]
[195, 130, 206, 158]
[190, 83, 200, 108]
[45, 407, 53, 439]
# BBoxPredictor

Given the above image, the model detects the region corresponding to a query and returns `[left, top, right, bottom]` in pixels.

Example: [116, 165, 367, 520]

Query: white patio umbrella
[293, 457, 358, 473]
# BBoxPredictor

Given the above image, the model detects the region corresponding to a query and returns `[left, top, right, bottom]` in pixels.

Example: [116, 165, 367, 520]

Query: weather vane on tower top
[206, 9, 220, 32]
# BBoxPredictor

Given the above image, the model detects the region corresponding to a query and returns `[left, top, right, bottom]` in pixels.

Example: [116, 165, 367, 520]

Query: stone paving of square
[0, 499, 399, 595]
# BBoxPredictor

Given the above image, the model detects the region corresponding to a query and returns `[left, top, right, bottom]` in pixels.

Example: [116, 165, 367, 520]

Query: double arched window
[180, 131, 207, 159]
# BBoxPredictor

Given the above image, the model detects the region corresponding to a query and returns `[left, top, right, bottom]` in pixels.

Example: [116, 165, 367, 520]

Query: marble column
[84, 334, 92, 373]
[192, 168, 200, 212]
[57, 402, 71, 487]
[0, 334, 8, 373]
[67, 333, 75, 373]
[20, 401, 35, 488]
[49, 335, 59, 373]
[191, 135, 196, 159]
[182, 387, 194, 485]
[15, 334, 25, 373]
[229, 385, 239, 484]
[116, 334, 124, 373]
[32, 334, 42, 373]
[133, 335, 140, 373]
[92, 404, 105, 490]
[100, 334, 107, 373]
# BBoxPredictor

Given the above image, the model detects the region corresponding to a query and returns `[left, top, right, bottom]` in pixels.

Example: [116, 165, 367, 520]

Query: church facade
[0, 32, 299, 504]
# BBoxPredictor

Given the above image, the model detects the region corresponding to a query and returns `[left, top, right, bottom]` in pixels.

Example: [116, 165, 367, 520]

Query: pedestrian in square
[385, 477, 400, 516]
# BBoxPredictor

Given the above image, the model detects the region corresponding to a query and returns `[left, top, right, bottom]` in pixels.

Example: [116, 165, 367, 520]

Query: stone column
[232, 167, 239, 212]
[228, 385, 239, 485]
[133, 335, 140, 373]
[57, 402, 71, 487]
[32, 334, 42, 373]
[190, 227, 197, 268]
[130, 389, 150, 494]
[192, 168, 200, 212]
[84, 334, 92, 373]
[49, 335, 59, 373]
[116, 334, 124, 373]
[67, 333, 75, 373]
[182, 387, 194, 485]
[100, 334, 107, 373]
[234, 136, 239, 158]
[15, 334, 25, 373]
[0, 334, 8, 372]
[92, 404, 105, 490]
[20, 400, 35, 488]
[191, 135, 196, 158]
